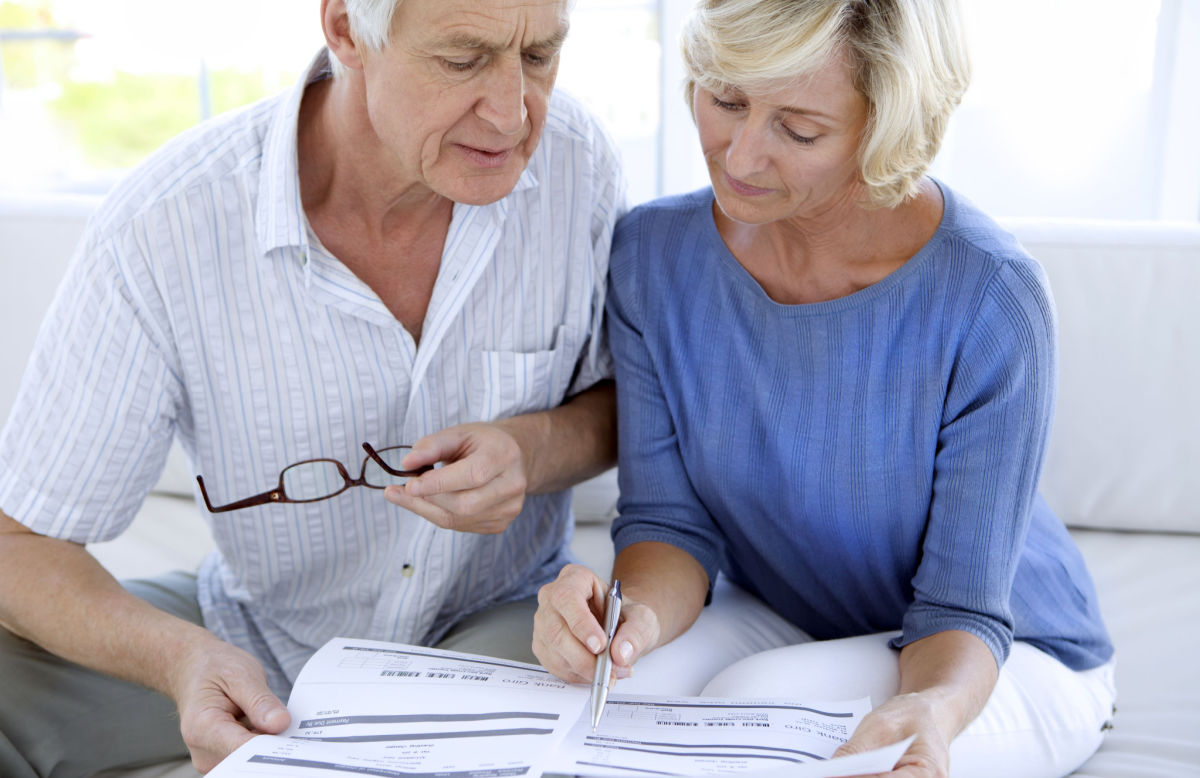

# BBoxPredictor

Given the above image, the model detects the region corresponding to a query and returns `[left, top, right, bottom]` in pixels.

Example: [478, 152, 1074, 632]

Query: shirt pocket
[469, 325, 577, 421]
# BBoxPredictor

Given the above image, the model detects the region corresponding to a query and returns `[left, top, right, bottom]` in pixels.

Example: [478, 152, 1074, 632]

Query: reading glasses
[196, 443, 432, 514]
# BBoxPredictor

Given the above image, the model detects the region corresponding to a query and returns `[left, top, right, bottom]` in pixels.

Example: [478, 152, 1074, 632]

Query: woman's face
[694, 51, 869, 226]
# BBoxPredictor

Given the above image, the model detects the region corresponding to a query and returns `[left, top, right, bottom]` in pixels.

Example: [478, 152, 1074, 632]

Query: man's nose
[477, 56, 528, 136]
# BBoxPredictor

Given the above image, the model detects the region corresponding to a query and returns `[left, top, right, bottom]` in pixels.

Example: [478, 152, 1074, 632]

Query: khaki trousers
[0, 571, 538, 778]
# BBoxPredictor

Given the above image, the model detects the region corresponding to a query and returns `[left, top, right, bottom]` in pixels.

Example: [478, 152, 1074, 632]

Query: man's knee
[0, 626, 60, 778]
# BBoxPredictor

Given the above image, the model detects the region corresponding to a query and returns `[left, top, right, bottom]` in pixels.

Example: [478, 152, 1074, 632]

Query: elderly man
[0, 0, 624, 774]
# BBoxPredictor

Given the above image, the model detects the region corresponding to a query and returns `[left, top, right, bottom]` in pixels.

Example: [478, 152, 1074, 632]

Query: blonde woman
[533, 1, 1115, 776]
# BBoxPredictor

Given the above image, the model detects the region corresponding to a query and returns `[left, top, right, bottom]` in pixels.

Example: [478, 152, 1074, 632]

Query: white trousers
[619, 579, 1116, 778]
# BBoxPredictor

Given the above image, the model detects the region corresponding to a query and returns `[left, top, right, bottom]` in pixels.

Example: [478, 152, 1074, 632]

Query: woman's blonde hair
[681, 0, 971, 208]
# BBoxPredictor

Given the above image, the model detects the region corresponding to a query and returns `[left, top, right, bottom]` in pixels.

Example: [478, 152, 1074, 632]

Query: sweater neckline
[700, 180, 953, 317]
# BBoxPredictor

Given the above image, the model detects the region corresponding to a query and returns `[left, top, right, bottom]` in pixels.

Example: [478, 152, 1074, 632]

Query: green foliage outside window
[3, 1, 294, 173]
[50, 69, 292, 170]
[0, 1, 72, 88]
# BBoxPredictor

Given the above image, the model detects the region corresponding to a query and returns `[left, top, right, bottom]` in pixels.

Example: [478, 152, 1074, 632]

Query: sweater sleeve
[606, 212, 726, 589]
[893, 257, 1058, 667]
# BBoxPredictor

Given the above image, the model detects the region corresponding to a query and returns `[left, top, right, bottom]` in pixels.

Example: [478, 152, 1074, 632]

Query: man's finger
[190, 716, 259, 772]
[385, 487, 456, 529]
[407, 437, 521, 498]
[399, 428, 468, 471]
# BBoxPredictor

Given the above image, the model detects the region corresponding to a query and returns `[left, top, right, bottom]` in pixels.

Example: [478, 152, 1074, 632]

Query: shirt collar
[255, 49, 331, 258]
[255, 49, 541, 261]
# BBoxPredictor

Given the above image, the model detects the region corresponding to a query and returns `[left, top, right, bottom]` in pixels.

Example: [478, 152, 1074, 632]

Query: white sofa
[2, 194, 1198, 778]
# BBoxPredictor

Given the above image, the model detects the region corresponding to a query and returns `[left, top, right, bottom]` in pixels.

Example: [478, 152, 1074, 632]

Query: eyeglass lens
[279, 447, 415, 501]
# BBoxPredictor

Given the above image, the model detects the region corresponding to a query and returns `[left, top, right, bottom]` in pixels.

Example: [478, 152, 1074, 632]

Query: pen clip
[602, 580, 622, 644]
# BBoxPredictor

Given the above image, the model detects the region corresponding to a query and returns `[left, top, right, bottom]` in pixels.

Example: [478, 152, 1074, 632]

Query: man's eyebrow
[432, 25, 569, 54]
[434, 33, 501, 53]
[528, 25, 569, 51]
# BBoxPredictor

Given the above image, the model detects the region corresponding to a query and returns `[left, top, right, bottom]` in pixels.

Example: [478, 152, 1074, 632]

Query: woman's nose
[724, 120, 769, 179]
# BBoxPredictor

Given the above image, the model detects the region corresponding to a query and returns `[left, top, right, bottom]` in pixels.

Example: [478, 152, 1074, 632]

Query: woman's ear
[321, 0, 364, 72]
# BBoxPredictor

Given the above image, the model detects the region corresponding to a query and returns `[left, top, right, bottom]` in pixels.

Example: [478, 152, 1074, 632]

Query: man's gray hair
[328, 0, 401, 76]
[345, 0, 403, 51]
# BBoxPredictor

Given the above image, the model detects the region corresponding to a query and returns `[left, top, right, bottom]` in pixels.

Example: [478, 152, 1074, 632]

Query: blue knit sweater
[608, 184, 1113, 671]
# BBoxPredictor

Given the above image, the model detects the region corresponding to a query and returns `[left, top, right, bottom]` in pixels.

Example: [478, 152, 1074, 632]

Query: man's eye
[523, 52, 553, 68]
[443, 58, 479, 72]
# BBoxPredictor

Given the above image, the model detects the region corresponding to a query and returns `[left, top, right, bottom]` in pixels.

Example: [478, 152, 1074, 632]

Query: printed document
[209, 637, 588, 777]
[209, 637, 910, 778]
[547, 694, 874, 776]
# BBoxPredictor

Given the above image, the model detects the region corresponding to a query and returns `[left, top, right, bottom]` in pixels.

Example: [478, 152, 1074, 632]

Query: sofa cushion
[1008, 220, 1200, 535]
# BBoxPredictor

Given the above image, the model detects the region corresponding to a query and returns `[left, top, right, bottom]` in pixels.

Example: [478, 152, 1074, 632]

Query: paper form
[209, 637, 589, 778]
[209, 637, 912, 778]
[545, 694, 876, 776]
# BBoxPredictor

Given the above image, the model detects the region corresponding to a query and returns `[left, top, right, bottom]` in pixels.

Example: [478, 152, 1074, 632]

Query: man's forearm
[0, 510, 212, 697]
[497, 380, 616, 495]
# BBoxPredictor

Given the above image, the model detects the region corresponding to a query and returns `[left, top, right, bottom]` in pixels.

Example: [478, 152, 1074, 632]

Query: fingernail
[618, 641, 633, 662]
[406, 480, 422, 497]
[587, 636, 603, 654]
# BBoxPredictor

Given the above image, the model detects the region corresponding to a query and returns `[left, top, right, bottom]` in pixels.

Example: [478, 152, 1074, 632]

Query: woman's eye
[784, 126, 817, 145]
[711, 96, 745, 112]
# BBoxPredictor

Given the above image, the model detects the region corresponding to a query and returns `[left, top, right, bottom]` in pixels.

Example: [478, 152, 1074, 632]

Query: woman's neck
[713, 180, 944, 305]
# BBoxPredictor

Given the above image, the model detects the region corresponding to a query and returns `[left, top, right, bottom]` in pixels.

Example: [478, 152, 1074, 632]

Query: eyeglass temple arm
[196, 475, 283, 513]
[361, 442, 434, 477]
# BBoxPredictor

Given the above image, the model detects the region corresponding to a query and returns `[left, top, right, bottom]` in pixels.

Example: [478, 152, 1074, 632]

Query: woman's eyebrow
[778, 105, 837, 121]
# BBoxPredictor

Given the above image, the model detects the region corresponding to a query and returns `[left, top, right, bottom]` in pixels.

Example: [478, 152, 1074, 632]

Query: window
[2, 0, 1197, 220]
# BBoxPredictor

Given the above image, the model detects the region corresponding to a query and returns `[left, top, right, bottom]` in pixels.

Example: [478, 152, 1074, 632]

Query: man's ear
[322, 0, 364, 72]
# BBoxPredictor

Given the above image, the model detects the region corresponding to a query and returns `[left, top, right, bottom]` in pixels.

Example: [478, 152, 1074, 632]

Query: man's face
[359, 0, 569, 205]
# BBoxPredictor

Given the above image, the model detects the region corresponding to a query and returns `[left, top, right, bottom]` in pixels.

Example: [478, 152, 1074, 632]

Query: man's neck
[297, 73, 450, 241]
[295, 74, 454, 344]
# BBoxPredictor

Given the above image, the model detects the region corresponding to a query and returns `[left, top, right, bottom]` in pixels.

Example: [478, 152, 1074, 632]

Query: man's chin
[437, 168, 525, 206]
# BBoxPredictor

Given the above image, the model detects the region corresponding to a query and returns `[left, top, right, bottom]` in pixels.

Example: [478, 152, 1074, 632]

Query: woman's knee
[701, 632, 902, 705]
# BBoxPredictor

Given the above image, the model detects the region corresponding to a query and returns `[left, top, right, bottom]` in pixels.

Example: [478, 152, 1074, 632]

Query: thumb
[609, 609, 657, 672]
[238, 686, 290, 733]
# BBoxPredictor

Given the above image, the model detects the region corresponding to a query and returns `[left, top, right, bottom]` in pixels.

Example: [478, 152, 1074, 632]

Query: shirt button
[301, 251, 309, 265]
[402, 563, 414, 578]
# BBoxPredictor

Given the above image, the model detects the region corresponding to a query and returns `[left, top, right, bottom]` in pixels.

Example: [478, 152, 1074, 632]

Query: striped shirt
[0, 51, 626, 694]
[608, 186, 1112, 671]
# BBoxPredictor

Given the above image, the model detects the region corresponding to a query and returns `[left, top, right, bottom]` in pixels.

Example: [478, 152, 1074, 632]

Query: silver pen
[589, 579, 622, 731]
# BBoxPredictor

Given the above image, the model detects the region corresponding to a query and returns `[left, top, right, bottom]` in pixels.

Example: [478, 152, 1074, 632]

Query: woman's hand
[532, 563, 662, 683]
[833, 690, 954, 778]
[836, 630, 997, 777]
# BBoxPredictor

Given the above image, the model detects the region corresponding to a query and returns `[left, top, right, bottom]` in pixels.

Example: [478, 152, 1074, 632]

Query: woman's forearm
[613, 541, 709, 652]
[897, 629, 1000, 742]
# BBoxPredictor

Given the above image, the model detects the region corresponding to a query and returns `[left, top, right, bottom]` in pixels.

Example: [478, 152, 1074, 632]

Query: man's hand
[532, 563, 661, 684]
[169, 635, 291, 773]
[382, 422, 528, 534]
